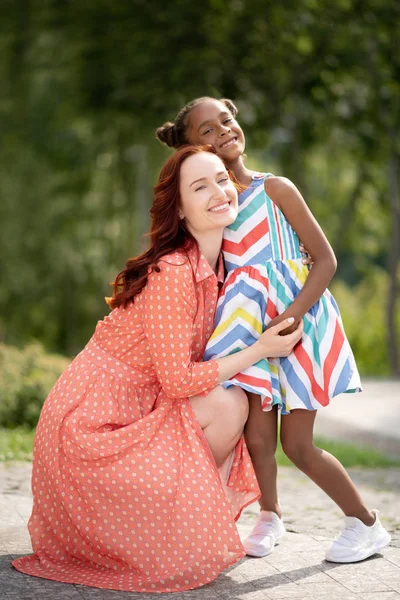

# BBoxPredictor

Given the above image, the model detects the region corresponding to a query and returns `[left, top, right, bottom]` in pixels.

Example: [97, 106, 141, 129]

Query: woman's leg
[190, 385, 249, 468]
[244, 394, 281, 516]
[280, 409, 374, 524]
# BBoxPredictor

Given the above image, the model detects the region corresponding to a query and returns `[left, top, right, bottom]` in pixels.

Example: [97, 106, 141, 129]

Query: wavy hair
[108, 144, 239, 309]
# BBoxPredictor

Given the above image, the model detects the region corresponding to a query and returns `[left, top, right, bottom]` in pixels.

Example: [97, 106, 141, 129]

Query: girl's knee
[281, 437, 315, 467]
[245, 409, 278, 456]
[245, 432, 277, 457]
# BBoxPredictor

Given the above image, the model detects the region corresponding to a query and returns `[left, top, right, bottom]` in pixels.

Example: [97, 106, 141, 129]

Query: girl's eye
[223, 118, 232, 124]
[202, 128, 212, 135]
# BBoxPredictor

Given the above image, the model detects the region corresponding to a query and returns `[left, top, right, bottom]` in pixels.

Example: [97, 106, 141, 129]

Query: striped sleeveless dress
[204, 173, 361, 414]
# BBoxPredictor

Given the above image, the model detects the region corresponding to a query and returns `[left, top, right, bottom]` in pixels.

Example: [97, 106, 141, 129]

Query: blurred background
[0, 0, 399, 442]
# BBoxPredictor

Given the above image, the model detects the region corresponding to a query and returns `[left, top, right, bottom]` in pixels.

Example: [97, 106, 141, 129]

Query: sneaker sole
[243, 528, 286, 558]
[325, 531, 392, 563]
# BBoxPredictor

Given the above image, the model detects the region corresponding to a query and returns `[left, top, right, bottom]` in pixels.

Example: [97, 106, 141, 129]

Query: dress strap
[251, 172, 274, 180]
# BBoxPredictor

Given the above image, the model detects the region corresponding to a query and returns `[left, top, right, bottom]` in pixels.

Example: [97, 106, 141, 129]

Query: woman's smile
[208, 201, 232, 213]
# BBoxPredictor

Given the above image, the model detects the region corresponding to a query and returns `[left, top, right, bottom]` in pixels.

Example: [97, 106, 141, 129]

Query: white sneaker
[325, 509, 391, 563]
[243, 511, 286, 557]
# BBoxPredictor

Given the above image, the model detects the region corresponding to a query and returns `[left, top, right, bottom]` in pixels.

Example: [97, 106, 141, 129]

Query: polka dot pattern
[12, 248, 259, 592]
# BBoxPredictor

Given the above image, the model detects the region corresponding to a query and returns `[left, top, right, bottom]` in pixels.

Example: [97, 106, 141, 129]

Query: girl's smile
[186, 99, 245, 161]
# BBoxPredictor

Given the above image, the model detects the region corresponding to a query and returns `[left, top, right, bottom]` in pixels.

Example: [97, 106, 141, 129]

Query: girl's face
[185, 99, 245, 162]
[179, 152, 238, 236]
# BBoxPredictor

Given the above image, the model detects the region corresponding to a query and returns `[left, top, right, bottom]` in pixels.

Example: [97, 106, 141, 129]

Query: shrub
[330, 267, 399, 376]
[0, 342, 70, 428]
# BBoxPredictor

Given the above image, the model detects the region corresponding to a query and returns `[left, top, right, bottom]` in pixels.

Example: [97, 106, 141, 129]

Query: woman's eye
[195, 185, 206, 192]
[223, 118, 232, 124]
[218, 178, 229, 184]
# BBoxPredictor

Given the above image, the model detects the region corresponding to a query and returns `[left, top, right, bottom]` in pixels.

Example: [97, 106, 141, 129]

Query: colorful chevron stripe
[204, 174, 362, 413]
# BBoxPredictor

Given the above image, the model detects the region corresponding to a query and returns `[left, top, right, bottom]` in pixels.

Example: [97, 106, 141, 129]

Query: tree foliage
[0, 0, 399, 372]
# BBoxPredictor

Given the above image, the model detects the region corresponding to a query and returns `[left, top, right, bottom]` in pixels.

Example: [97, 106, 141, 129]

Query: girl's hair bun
[220, 98, 238, 118]
[155, 122, 178, 147]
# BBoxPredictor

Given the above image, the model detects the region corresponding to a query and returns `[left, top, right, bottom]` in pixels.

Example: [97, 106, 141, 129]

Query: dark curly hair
[156, 97, 238, 149]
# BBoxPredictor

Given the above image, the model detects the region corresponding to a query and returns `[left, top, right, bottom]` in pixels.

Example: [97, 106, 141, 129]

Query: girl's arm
[265, 176, 337, 332]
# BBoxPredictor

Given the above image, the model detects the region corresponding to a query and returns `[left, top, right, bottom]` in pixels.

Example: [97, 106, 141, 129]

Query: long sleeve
[141, 258, 219, 399]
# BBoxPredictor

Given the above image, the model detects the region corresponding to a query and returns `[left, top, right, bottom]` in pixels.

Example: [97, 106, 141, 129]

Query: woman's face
[185, 99, 245, 163]
[179, 152, 238, 236]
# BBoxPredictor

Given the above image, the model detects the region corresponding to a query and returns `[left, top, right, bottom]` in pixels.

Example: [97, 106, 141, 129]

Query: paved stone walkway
[1, 462, 399, 600]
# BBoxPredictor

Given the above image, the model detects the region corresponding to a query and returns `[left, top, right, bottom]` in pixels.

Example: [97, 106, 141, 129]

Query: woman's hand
[258, 318, 303, 358]
[299, 243, 314, 266]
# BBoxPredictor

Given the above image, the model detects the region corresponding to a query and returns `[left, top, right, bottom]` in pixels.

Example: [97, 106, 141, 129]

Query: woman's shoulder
[156, 250, 192, 273]
[148, 250, 195, 286]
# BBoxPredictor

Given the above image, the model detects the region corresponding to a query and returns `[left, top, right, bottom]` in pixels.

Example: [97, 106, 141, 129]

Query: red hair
[109, 144, 240, 309]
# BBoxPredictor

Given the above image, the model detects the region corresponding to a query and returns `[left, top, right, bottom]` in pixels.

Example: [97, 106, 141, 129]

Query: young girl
[156, 97, 391, 564]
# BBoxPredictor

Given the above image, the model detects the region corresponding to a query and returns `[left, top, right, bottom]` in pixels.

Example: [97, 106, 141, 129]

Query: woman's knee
[212, 385, 249, 427]
[191, 385, 248, 430]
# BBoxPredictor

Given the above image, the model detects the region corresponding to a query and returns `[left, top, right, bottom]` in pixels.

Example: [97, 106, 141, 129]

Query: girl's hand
[258, 318, 303, 358]
[299, 243, 314, 266]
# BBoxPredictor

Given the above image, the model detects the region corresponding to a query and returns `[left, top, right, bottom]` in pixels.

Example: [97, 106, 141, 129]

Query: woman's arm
[142, 259, 303, 398]
[216, 318, 303, 382]
[264, 176, 337, 332]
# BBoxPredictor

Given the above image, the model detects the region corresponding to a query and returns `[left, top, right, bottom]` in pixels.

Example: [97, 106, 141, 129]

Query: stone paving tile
[359, 593, 400, 600]
[1, 462, 400, 599]
[386, 549, 400, 567]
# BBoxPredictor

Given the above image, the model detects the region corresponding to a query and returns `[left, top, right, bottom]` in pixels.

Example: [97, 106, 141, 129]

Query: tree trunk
[333, 165, 366, 260]
[387, 142, 400, 376]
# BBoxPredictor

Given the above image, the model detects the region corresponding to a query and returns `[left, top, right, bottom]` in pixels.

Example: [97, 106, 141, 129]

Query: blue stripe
[204, 324, 258, 359]
[215, 279, 267, 324]
[271, 372, 281, 393]
[223, 246, 274, 270]
[238, 181, 264, 204]
[230, 193, 266, 232]
[279, 357, 315, 410]
[327, 292, 340, 316]
[265, 195, 280, 259]
[332, 359, 352, 396]
[279, 211, 290, 259]
[285, 219, 297, 257]
[224, 258, 239, 272]
[271, 261, 302, 299]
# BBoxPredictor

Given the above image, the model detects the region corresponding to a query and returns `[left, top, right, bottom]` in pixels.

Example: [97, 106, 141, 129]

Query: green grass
[276, 436, 400, 468]
[1, 427, 399, 467]
[0, 427, 36, 461]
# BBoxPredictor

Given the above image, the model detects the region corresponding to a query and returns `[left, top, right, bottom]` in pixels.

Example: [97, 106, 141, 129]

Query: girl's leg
[280, 409, 374, 524]
[244, 394, 281, 516]
[242, 394, 285, 557]
[190, 385, 249, 468]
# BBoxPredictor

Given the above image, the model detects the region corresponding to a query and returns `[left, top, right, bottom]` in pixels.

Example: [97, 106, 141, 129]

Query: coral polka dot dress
[12, 246, 259, 593]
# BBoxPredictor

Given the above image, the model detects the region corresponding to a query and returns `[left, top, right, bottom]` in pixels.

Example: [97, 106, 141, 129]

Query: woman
[12, 145, 303, 593]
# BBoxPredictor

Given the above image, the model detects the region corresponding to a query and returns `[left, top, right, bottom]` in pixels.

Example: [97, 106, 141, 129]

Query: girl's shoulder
[264, 175, 297, 199]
